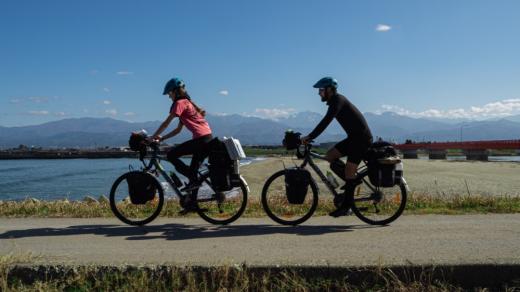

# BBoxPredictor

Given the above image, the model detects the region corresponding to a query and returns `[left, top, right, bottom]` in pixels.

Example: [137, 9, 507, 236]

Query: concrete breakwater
[0, 150, 145, 159]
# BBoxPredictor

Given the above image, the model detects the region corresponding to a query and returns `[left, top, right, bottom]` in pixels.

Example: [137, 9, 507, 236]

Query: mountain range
[1, 112, 520, 148]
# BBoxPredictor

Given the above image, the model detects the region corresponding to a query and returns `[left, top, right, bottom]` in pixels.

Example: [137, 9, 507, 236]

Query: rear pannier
[284, 168, 311, 204]
[208, 137, 243, 192]
[126, 172, 157, 204]
[365, 141, 403, 187]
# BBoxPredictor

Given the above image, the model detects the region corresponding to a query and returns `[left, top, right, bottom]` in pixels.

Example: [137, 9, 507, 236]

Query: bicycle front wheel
[109, 171, 164, 226]
[196, 176, 248, 225]
[351, 178, 407, 225]
[261, 170, 318, 226]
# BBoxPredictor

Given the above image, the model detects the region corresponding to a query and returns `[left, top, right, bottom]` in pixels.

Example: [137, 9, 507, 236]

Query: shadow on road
[0, 222, 383, 241]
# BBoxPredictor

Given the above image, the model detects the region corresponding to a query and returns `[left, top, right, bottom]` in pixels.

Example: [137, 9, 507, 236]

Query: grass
[1, 193, 520, 218]
[2, 256, 519, 291]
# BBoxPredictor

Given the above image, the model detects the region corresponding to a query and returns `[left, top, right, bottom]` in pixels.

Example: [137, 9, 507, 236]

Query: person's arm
[160, 120, 184, 141]
[307, 100, 341, 140]
[152, 113, 176, 139]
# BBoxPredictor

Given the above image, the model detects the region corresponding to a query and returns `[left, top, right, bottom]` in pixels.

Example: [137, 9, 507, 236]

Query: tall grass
[1, 194, 519, 218]
[4, 260, 517, 291]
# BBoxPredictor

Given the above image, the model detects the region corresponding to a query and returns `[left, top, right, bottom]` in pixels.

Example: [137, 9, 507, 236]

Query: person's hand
[301, 135, 311, 145]
[150, 135, 162, 143]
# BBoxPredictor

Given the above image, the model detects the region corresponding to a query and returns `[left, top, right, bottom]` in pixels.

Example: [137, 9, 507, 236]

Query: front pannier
[284, 168, 311, 204]
[126, 172, 157, 204]
[365, 141, 403, 187]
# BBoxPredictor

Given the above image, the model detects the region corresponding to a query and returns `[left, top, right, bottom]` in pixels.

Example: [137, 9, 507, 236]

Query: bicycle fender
[400, 177, 410, 192]
[239, 175, 250, 194]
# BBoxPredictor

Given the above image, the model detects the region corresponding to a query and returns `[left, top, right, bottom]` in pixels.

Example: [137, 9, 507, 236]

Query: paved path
[1, 215, 519, 267]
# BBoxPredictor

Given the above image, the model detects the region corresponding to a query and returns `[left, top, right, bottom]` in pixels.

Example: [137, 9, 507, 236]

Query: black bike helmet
[313, 77, 338, 89]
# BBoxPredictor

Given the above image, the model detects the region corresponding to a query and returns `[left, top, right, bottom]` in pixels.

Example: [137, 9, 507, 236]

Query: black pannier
[364, 141, 402, 187]
[283, 131, 301, 150]
[284, 168, 311, 204]
[208, 138, 238, 192]
[126, 172, 157, 204]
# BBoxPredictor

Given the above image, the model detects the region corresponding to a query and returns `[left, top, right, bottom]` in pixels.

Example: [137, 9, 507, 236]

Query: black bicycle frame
[140, 143, 222, 202]
[297, 145, 377, 199]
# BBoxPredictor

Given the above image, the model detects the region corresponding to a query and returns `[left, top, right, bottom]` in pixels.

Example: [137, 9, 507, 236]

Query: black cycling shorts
[334, 136, 372, 164]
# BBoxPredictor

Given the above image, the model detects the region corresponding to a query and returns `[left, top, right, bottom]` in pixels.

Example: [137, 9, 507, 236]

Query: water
[0, 157, 257, 201]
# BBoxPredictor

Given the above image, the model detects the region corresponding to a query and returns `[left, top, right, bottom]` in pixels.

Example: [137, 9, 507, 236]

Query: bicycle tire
[109, 171, 164, 226]
[261, 169, 319, 226]
[197, 176, 249, 225]
[351, 178, 407, 225]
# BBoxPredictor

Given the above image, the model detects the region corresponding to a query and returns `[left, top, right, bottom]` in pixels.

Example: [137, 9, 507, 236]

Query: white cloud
[378, 98, 520, 120]
[376, 24, 392, 32]
[212, 112, 230, 117]
[105, 109, 118, 116]
[54, 112, 66, 117]
[124, 112, 136, 117]
[219, 90, 229, 96]
[9, 97, 50, 104]
[116, 71, 133, 75]
[29, 97, 49, 103]
[103, 87, 110, 93]
[28, 110, 50, 116]
[103, 100, 111, 105]
[253, 107, 296, 120]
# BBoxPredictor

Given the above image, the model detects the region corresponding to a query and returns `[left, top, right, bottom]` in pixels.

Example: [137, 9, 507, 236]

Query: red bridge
[394, 139, 520, 160]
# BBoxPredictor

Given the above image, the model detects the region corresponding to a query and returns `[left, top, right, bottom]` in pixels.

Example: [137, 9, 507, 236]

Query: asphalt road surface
[1, 214, 519, 267]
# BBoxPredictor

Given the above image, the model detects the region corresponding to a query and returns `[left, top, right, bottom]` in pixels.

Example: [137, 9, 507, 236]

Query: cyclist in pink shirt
[151, 77, 213, 213]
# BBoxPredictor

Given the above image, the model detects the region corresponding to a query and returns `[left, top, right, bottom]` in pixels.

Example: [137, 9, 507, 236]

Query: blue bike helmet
[313, 77, 338, 89]
[163, 77, 185, 95]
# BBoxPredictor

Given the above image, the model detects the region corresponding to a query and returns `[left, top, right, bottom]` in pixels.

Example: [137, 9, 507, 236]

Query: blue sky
[2, 0, 520, 126]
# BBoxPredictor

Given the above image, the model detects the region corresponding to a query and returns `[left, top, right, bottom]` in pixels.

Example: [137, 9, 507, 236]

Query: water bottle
[326, 171, 340, 189]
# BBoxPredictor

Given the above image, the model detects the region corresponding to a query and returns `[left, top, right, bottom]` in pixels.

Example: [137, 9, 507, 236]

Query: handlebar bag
[129, 132, 146, 151]
[285, 168, 311, 204]
[283, 131, 301, 150]
[126, 172, 157, 204]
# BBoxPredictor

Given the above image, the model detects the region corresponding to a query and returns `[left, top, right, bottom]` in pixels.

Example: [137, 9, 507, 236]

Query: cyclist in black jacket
[302, 77, 373, 217]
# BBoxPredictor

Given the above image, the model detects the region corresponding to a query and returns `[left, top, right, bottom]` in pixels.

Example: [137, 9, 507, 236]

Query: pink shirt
[171, 99, 212, 139]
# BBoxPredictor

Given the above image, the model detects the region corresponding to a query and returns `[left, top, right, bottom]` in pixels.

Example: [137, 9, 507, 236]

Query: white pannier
[222, 137, 246, 160]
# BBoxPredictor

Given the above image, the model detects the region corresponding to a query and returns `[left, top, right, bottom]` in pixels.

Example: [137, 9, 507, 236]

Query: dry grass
[1, 259, 519, 291]
[0, 193, 519, 219]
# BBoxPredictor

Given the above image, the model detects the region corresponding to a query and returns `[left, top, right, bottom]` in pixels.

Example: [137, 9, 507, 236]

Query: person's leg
[326, 145, 348, 181]
[166, 139, 198, 185]
[178, 136, 214, 214]
[329, 137, 366, 217]
[187, 135, 213, 181]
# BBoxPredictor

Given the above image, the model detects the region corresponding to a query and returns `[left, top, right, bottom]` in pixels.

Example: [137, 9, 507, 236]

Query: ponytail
[184, 93, 206, 117]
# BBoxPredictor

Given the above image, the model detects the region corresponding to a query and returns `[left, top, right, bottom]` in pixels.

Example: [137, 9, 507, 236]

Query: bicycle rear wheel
[261, 170, 318, 226]
[196, 176, 248, 225]
[109, 171, 164, 226]
[351, 178, 407, 225]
